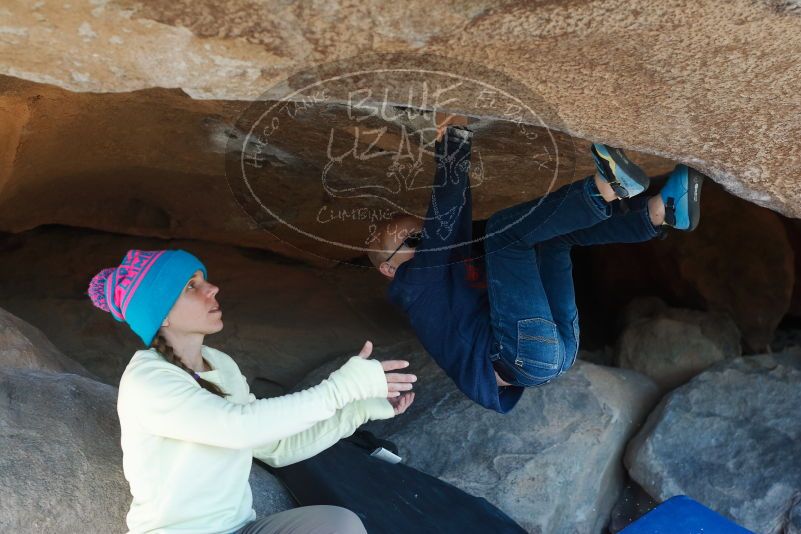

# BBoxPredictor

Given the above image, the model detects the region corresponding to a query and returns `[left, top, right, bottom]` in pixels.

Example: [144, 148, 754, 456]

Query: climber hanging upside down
[367, 114, 706, 413]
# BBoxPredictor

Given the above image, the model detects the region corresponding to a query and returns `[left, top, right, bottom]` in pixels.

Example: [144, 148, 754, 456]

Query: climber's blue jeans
[485, 175, 664, 387]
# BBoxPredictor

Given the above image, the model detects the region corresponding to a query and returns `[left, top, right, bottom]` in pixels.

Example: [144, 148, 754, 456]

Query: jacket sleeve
[118, 356, 388, 449]
[252, 398, 395, 468]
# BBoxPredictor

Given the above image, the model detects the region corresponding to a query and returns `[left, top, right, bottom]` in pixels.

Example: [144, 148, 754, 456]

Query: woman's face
[162, 269, 223, 336]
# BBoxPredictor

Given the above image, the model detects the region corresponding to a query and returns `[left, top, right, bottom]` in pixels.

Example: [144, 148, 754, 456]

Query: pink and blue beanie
[87, 249, 207, 346]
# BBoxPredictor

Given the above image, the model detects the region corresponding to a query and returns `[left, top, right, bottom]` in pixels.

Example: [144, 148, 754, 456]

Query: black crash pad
[264, 431, 526, 534]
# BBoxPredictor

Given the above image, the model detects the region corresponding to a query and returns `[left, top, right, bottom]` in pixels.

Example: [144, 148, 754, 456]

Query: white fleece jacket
[116, 345, 395, 534]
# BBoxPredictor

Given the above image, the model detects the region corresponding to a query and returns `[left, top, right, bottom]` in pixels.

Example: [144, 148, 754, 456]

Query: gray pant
[233, 505, 367, 534]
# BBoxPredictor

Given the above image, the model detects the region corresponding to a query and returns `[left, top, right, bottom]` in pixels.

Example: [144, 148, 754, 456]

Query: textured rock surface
[615, 298, 742, 392]
[625, 348, 801, 534]
[1, 0, 800, 222]
[0, 367, 292, 533]
[0, 368, 129, 533]
[0, 305, 92, 376]
[296, 340, 661, 533]
[248, 466, 295, 520]
[791, 505, 801, 534]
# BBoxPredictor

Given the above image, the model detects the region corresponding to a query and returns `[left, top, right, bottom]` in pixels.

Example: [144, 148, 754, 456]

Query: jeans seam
[486, 254, 503, 357]
[516, 317, 562, 371]
[487, 179, 585, 252]
[512, 358, 560, 379]
[487, 187, 568, 234]
[519, 335, 558, 343]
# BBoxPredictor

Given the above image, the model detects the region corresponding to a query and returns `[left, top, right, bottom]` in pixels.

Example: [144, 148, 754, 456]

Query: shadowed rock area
[0, 74, 676, 265]
[614, 298, 742, 392]
[2, 0, 800, 222]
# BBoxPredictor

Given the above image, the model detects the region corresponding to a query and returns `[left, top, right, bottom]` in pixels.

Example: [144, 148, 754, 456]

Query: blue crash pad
[621, 495, 754, 534]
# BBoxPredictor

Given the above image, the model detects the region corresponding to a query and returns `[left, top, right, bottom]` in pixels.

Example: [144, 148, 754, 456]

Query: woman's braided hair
[150, 334, 228, 398]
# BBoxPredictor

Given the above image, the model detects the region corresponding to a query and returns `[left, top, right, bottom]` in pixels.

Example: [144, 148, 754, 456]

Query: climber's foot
[590, 143, 650, 199]
[660, 164, 705, 231]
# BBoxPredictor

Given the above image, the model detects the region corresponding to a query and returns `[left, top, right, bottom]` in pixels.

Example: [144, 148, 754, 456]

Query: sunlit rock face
[1, 0, 800, 224]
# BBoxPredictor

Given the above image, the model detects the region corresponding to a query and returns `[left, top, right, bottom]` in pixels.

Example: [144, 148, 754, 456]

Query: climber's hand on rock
[435, 111, 469, 142]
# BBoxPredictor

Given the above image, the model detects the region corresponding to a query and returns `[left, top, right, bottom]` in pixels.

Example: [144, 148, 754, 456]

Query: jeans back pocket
[515, 317, 562, 380]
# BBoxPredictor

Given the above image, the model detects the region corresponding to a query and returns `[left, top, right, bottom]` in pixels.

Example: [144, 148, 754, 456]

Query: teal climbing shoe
[660, 164, 705, 231]
[590, 143, 650, 199]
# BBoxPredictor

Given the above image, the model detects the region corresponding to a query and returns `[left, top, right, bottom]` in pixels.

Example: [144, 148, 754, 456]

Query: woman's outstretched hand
[357, 340, 417, 398]
[389, 391, 415, 415]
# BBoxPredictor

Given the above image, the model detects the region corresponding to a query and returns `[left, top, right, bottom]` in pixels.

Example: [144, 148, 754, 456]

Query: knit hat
[87, 249, 207, 346]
